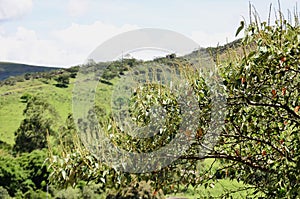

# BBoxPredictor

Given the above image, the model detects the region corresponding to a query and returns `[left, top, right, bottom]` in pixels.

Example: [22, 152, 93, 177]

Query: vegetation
[0, 4, 300, 198]
[0, 62, 60, 81]
[13, 96, 58, 153]
[48, 5, 300, 199]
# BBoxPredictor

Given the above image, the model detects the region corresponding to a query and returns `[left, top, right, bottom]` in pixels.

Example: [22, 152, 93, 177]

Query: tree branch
[177, 153, 272, 173]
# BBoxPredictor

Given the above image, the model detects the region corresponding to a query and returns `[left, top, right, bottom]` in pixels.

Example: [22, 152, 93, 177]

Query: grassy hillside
[0, 73, 114, 145]
[0, 62, 60, 81]
[0, 39, 243, 145]
[0, 79, 71, 145]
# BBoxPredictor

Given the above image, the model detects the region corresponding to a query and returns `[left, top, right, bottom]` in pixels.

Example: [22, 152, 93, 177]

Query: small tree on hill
[14, 96, 58, 153]
[55, 74, 70, 88]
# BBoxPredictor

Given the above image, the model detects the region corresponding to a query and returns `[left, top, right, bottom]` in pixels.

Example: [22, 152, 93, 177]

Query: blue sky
[0, 0, 299, 67]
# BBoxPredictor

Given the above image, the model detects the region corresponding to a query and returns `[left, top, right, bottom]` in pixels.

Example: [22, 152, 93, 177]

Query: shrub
[0, 186, 10, 199]
[106, 181, 165, 199]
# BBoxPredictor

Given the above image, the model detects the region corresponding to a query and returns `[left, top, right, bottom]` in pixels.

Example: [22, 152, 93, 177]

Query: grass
[0, 78, 74, 145]
[165, 159, 259, 198]
[167, 179, 255, 198]
[0, 73, 120, 145]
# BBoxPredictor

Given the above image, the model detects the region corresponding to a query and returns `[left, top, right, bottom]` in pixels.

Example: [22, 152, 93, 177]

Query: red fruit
[280, 139, 284, 144]
[282, 87, 286, 96]
[170, 185, 174, 190]
[196, 128, 203, 139]
[235, 149, 240, 156]
[295, 106, 300, 113]
[262, 150, 267, 156]
[272, 89, 277, 98]
[280, 56, 287, 62]
[241, 77, 246, 84]
[285, 65, 290, 70]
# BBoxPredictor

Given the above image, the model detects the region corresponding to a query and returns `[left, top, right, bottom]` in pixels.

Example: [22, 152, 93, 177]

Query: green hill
[0, 39, 242, 146]
[0, 62, 60, 81]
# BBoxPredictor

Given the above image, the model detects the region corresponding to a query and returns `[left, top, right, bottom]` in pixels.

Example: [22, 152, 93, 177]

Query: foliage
[0, 155, 28, 196]
[0, 141, 12, 152]
[0, 186, 10, 199]
[23, 189, 48, 199]
[0, 62, 59, 81]
[106, 181, 165, 199]
[1, 4, 299, 198]
[65, 66, 80, 78]
[55, 74, 70, 88]
[20, 93, 32, 103]
[13, 96, 58, 153]
[54, 187, 81, 199]
[52, 183, 105, 199]
[214, 10, 300, 197]
[0, 76, 73, 145]
[48, 6, 300, 199]
[101, 58, 140, 80]
[0, 149, 50, 197]
[18, 149, 50, 191]
[57, 114, 78, 151]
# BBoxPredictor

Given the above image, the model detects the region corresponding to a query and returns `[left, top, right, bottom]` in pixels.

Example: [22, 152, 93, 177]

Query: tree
[48, 7, 300, 198]
[14, 96, 58, 153]
[55, 74, 70, 88]
[176, 8, 300, 197]
[0, 150, 50, 197]
[57, 114, 78, 152]
[17, 149, 49, 191]
[0, 155, 28, 197]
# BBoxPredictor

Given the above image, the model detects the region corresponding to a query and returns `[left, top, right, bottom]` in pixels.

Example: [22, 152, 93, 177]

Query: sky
[0, 0, 299, 67]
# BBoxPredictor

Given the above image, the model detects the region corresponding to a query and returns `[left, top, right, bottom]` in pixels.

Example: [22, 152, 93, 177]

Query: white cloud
[67, 0, 90, 17]
[0, 23, 240, 67]
[0, 0, 32, 21]
[0, 22, 138, 67]
[190, 30, 239, 48]
[0, 27, 68, 66]
[52, 21, 138, 64]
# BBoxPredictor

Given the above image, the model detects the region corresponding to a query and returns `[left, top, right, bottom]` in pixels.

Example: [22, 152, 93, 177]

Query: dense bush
[55, 74, 70, 88]
[106, 181, 165, 199]
[14, 96, 57, 153]
[0, 186, 10, 199]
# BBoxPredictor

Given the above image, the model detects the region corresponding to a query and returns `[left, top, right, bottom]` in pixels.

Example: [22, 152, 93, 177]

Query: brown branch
[221, 133, 295, 163]
[177, 153, 272, 173]
[244, 97, 300, 119]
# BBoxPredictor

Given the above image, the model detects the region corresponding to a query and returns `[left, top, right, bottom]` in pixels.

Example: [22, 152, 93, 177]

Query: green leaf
[235, 21, 245, 37]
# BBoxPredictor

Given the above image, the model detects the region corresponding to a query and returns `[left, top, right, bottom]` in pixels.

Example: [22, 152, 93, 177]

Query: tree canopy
[48, 8, 300, 198]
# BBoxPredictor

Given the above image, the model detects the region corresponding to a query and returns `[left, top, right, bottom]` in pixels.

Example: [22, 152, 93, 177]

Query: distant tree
[57, 114, 78, 152]
[4, 78, 16, 86]
[65, 66, 79, 78]
[24, 73, 31, 80]
[55, 74, 70, 88]
[166, 53, 176, 59]
[106, 181, 165, 199]
[20, 93, 32, 103]
[13, 96, 58, 153]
